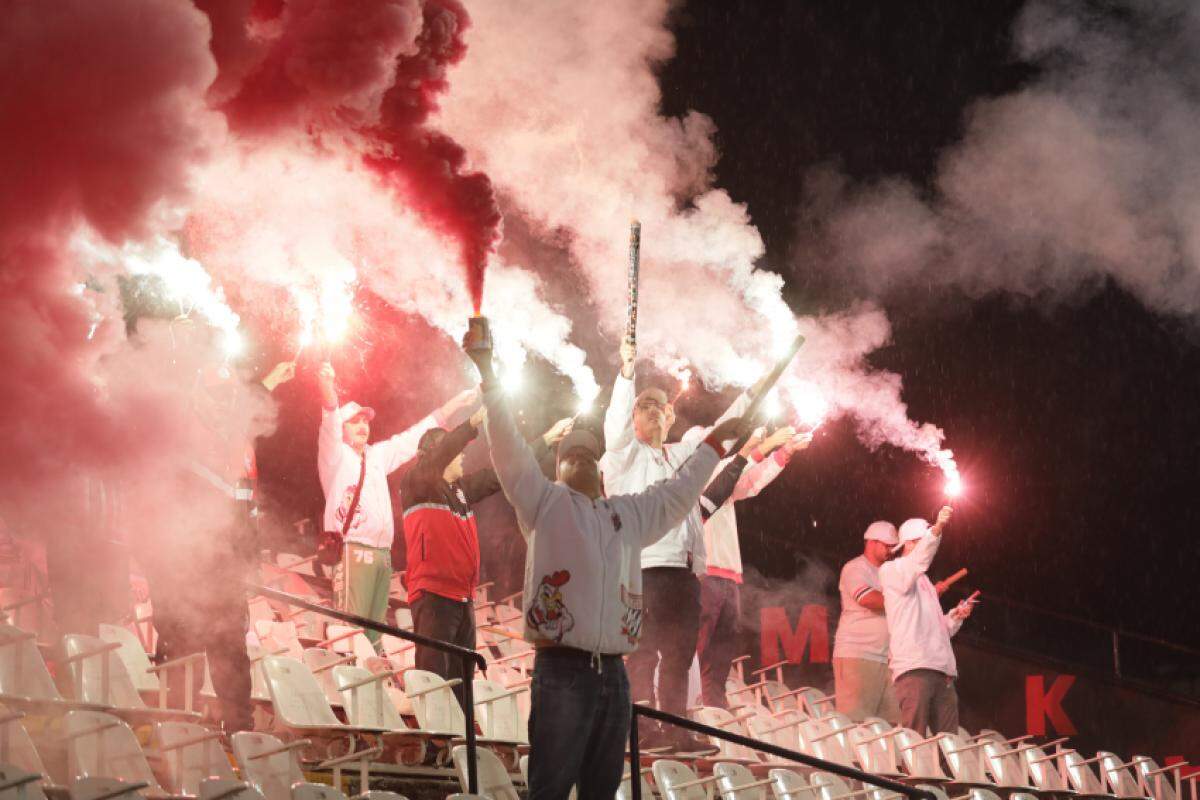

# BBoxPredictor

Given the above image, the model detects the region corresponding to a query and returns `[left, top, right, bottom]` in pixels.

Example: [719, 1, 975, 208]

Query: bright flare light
[934, 449, 963, 500]
[789, 381, 829, 430]
[501, 366, 524, 395]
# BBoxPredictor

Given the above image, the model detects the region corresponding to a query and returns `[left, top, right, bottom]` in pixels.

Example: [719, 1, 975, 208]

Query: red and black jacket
[399, 421, 550, 602]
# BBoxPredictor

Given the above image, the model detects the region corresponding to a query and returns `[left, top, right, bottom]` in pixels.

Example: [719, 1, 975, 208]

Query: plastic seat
[744, 705, 803, 753]
[617, 768, 656, 800]
[767, 767, 811, 799]
[332, 666, 407, 731]
[0, 624, 105, 714]
[62, 711, 166, 797]
[289, 786, 346, 800]
[232, 732, 362, 800]
[893, 729, 952, 781]
[799, 714, 858, 769]
[0, 707, 47, 779]
[848, 721, 904, 776]
[301, 649, 355, 709]
[153, 722, 236, 796]
[198, 779, 266, 800]
[810, 771, 903, 800]
[1131, 756, 1191, 800]
[653, 758, 717, 799]
[937, 733, 995, 785]
[70, 776, 150, 800]
[1097, 752, 1148, 798]
[61, 635, 201, 723]
[0, 762, 47, 800]
[261, 655, 392, 735]
[472, 680, 528, 744]
[402, 670, 466, 736]
[99, 625, 205, 713]
[714, 761, 773, 799]
[692, 707, 758, 762]
[1020, 745, 1072, 793]
[449, 745, 520, 800]
[1060, 750, 1111, 796]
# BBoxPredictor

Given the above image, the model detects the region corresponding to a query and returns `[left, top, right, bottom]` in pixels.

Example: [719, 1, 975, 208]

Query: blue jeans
[528, 648, 631, 800]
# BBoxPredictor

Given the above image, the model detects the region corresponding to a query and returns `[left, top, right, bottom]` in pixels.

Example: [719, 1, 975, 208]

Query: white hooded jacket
[599, 373, 750, 574]
[878, 532, 963, 678]
[482, 386, 721, 656]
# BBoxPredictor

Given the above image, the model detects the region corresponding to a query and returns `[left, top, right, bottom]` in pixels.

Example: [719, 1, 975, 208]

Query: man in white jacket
[879, 506, 974, 735]
[467, 337, 744, 800]
[316, 362, 475, 647]
[601, 336, 755, 751]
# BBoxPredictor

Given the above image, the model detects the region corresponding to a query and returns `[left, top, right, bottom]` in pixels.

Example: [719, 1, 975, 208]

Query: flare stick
[942, 568, 968, 589]
[626, 220, 641, 345]
[729, 334, 806, 452]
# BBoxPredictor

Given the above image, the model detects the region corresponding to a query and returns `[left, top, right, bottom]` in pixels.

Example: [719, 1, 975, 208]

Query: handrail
[629, 704, 936, 800]
[247, 583, 484, 793]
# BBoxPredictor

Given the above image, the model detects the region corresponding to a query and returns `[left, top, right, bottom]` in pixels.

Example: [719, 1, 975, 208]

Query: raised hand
[542, 417, 575, 447]
[317, 362, 338, 409]
[619, 335, 637, 379]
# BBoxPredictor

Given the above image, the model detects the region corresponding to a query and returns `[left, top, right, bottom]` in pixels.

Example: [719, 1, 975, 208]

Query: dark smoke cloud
[793, 0, 1200, 318]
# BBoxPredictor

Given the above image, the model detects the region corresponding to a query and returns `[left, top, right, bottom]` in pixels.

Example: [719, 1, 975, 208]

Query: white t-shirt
[833, 555, 890, 664]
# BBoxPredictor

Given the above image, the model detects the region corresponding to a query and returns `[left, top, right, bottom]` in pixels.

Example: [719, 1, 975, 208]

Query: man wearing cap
[465, 334, 746, 800]
[316, 361, 476, 646]
[832, 520, 902, 723]
[600, 336, 759, 752]
[399, 412, 572, 708]
[879, 506, 974, 734]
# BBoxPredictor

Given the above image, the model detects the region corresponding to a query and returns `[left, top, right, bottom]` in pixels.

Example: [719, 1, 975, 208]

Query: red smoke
[202, 0, 501, 313]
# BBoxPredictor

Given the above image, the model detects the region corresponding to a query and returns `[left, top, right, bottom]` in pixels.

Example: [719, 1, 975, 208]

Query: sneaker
[670, 730, 720, 756]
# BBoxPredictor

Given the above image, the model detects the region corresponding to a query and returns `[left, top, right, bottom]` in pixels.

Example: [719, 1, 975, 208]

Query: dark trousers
[410, 592, 476, 711]
[626, 567, 700, 716]
[894, 668, 959, 736]
[528, 648, 630, 800]
[148, 571, 252, 732]
[697, 575, 740, 708]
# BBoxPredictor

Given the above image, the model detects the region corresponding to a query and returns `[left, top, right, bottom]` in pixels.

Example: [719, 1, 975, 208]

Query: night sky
[256, 1, 1200, 686]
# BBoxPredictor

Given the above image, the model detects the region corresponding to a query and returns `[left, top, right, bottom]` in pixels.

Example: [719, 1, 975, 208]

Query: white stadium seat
[450, 745, 520, 800]
[62, 710, 166, 796]
[653, 758, 717, 799]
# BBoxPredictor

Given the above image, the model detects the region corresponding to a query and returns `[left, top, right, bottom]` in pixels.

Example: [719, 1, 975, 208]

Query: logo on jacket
[620, 584, 644, 644]
[527, 570, 575, 643]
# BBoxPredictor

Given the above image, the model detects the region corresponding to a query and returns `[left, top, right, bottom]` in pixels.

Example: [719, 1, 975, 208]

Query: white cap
[338, 401, 375, 423]
[863, 521, 898, 546]
[895, 518, 931, 550]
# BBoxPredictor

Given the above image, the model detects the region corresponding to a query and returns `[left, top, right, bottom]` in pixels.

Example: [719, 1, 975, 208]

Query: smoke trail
[794, 0, 1200, 317]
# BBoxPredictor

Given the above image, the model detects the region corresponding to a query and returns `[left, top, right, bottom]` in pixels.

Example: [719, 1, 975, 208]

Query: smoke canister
[465, 315, 493, 353]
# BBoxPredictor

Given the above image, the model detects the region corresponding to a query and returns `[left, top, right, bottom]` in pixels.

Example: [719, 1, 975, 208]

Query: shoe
[670, 730, 720, 756]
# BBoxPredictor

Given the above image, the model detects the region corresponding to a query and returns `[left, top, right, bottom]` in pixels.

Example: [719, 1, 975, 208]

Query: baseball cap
[557, 429, 602, 464]
[338, 401, 376, 423]
[895, 518, 931, 551]
[863, 521, 898, 546]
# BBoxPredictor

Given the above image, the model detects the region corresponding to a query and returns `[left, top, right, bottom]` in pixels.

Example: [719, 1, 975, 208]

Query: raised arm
[880, 532, 941, 595]
[372, 389, 476, 474]
[624, 417, 744, 546]
[460, 418, 565, 504]
[699, 455, 748, 522]
[480, 388, 555, 532]
[316, 362, 343, 492]
[729, 428, 804, 502]
[603, 336, 638, 453]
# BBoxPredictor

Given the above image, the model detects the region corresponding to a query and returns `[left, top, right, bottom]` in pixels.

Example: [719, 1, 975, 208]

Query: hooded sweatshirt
[878, 532, 963, 678]
[599, 373, 750, 575]
[701, 448, 791, 582]
[482, 386, 722, 656]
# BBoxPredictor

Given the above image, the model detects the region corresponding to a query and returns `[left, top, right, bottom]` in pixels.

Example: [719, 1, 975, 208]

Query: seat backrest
[1134, 756, 1178, 800]
[762, 681, 800, 714]
[0, 762, 48, 800]
[939, 733, 990, 784]
[322, 626, 376, 664]
[653, 758, 712, 800]
[810, 771, 855, 800]
[290, 784, 347, 800]
[693, 707, 756, 762]
[1020, 746, 1068, 792]
[893, 728, 946, 779]
[261, 656, 342, 728]
[981, 740, 1027, 787]
[1061, 751, 1105, 794]
[449, 745, 519, 800]
[969, 790, 1004, 800]
[768, 767, 809, 798]
[154, 721, 235, 795]
[800, 715, 856, 768]
[0, 625, 62, 702]
[403, 670, 465, 735]
[616, 771, 656, 800]
[255, 622, 303, 661]
[715, 761, 767, 800]
[246, 646, 272, 702]
[472, 680, 526, 743]
[848, 724, 899, 774]
[1098, 751, 1142, 797]
[333, 666, 405, 730]
[745, 706, 800, 752]
[301, 649, 348, 708]
[795, 688, 835, 718]
[915, 785, 949, 800]
[98, 625, 158, 695]
[199, 778, 267, 800]
[69, 776, 147, 800]
[63, 710, 162, 791]
[231, 732, 304, 800]
[61, 635, 144, 710]
[0, 706, 47, 776]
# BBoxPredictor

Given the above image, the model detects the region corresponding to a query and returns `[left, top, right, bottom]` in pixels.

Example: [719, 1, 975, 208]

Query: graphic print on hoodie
[527, 570, 575, 643]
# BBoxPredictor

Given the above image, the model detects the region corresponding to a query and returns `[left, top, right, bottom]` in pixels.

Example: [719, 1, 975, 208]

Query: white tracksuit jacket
[599, 373, 750, 575]
[702, 448, 790, 582]
[879, 532, 964, 679]
[482, 386, 721, 656]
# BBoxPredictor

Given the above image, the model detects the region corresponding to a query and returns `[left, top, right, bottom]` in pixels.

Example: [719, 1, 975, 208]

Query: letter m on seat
[760, 605, 830, 666]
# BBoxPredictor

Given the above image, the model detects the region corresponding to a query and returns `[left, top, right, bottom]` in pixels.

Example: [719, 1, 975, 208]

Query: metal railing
[249, 584, 488, 793]
[629, 704, 936, 800]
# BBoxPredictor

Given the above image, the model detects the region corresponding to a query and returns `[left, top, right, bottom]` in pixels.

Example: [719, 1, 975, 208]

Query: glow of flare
[935, 449, 963, 499]
[788, 380, 829, 430]
[318, 268, 356, 346]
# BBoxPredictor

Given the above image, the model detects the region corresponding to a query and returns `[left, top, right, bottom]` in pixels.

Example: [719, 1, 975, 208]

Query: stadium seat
[0, 707, 48, 780]
[401, 670, 465, 737]
[99, 624, 206, 713]
[744, 705, 803, 753]
[799, 714, 859, 769]
[847, 722, 905, 776]
[152, 721, 237, 796]
[62, 710, 167, 796]
[1096, 752, 1148, 798]
[70, 776, 150, 800]
[302, 648, 355, 709]
[1131, 756, 1195, 800]
[471, 680, 527, 744]
[767, 767, 812, 798]
[318, 627, 376, 667]
[0, 624, 106, 714]
[1019, 744, 1073, 794]
[233, 731, 374, 800]
[692, 707, 758, 762]
[714, 761, 775, 798]
[449, 745, 520, 800]
[0, 763, 46, 800]
[332, 666, 406, 731]
[289, 785, 346, 800]
[937, 733, 995, 785]
[61, 634, 201, 723]
[1059, 749, 1114, 796]
[616, 769, 656, 800]
[652, 758, 718, 799]
[810, 770, 903, 800]
[893, 729, 953, 782]
[197, 779, 267, 800]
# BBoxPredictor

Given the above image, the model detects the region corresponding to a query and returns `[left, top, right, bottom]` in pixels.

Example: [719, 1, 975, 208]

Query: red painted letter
[1025, 674, 1077, 735]
[759, 605, 830, 666]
